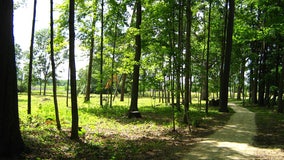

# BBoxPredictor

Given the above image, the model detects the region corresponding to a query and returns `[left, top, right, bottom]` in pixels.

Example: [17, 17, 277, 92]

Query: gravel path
[183, 103, 284, 160]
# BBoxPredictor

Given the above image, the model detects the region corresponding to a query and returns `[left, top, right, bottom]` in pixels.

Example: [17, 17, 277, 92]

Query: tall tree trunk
[100, 0, 104, 106]
[69, 0, 79, 140]
[28, 0, 37, 115]
[110, 22, 118, 108]
[258, 41, 266, 106]
[120, 74, 127, 101]
[250, 53, 259, 104]
[128, 0, 142, 118]
[184, 0, 192, 125]
[176, 0, 183, 111]
[200, 12, 208, 101]
[66, 68, 70, 107]
[0, 0, 25, 156]
[50, 0, 61, 130]
[237, 59, 245, 100]
[169, 1, 176, 106]
[205, 0, 212, 114]
[277, 54, 284, 113]
[272, 50, 280, 106]
[219, 0, 228, 103]
[43, 75, 47, 96]
[39, 78, 42, 95]
[219, 0, 235, 112]
[252, 60, 258, 104]
[84, 21, 95, 102]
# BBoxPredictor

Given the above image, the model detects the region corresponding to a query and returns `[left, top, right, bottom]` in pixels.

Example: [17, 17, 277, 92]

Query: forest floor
[183, 103, 284, 160]
[19, 94, 233, 160]
[18, 94, 284, 159]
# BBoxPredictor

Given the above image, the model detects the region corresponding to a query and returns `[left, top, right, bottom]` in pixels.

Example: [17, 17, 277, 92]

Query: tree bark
[184, 0, 192, 125]
[237, 59, 245, 100]
[205, 0, 212, 114]
[219, 0, 228, 98]
[100, 0, 104, 106]
[84, 22, 95, 102]
[128, 0, 142, 118]
[176, 0, 183, 111]
[43, 74, 47, 96]
[69, 0, 79, 140]
[50, 0, 61, 130]
[0, 0, 25, 156]
[219, 0, 235, 112]
[66, 68, 70, 107]
[120, 74, 127, 101]
[28, 0, 37, 115]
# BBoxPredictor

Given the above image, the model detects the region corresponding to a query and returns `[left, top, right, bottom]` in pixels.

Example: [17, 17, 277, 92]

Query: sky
[14, 0, 87, 80]
[14, 0, 50, 51]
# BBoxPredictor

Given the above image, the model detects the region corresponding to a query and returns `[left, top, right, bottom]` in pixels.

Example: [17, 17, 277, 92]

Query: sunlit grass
[18, 90, 231, 159]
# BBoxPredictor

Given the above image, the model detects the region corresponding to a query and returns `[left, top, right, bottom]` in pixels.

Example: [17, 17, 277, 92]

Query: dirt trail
[182, 103, 284, 160]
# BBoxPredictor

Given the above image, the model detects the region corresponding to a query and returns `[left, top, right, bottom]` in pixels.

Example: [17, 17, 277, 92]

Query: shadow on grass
[245, 105, 284, 149]
[21, 125, 198, 159]
[79, 104, 232, 139]
[21, 129, 108, 159]
[20, 104, 232, 159]
[78, 104, 226, 127]
[79, 104, 175, 125]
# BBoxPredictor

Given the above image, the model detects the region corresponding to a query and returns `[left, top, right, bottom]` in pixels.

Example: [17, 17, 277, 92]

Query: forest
[1, 0, 284, 159]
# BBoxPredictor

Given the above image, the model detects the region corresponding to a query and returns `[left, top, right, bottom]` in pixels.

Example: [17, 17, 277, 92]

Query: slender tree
[50, 0, 61, 130]
[219, 0, 235, 112]
[205, 0, 212, 114]
[100, 0, 104, 106]
[0, 0, 25, 156]
[66, 68, 70, 107]
[120, 74, 127, 101]
[69, 0, 79, 140]
[176, 0, 183, 111]
[184, 0, 192, 126]
[128, 0, 142, 118]
[84, 16, 95, 102]
[27, 0, 37, 115]
[110, 24, 118, 108]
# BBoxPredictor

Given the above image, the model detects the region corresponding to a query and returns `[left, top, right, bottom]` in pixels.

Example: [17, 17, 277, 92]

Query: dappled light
[183, 104, 284, 159]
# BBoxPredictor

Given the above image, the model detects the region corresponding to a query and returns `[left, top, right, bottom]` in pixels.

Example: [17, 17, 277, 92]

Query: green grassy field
[18, 90, 231, 159]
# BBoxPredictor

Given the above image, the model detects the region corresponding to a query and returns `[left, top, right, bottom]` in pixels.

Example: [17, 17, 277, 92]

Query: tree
[100, 0, 104, 106]
[176, 0, 183, 111]
[278, 53, 284, 113]
[120, 74, 127, 101]
[128, 0, 142, 118]
[34, 29, 51, 96]
[77, 0, 98, 102]
[205, 0, 212, 114]
[184, 0, 192, 125]
[27, 0, 37, 114]
[219, 0, 235, 112]
[84, 21, 95, 102]
[50, 0, 61, 130]
[69, 0, 79, 140]
[0, 0, 25, 156]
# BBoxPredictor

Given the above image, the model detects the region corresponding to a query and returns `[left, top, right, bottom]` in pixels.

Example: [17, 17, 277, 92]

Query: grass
[18, 92, 232, 159]
[244, 104, 284, 149]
